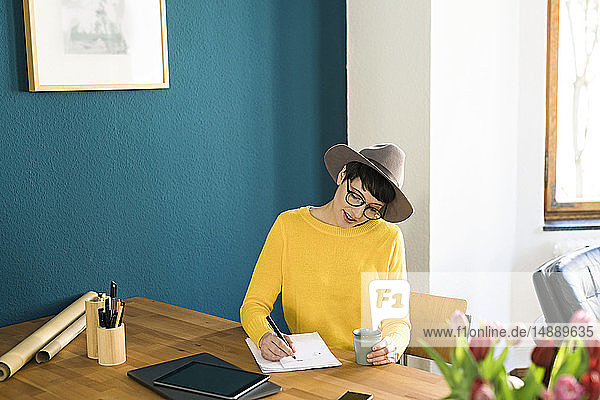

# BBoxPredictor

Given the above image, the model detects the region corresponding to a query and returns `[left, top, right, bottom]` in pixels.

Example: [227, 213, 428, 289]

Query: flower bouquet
[422, 310, 600, 400]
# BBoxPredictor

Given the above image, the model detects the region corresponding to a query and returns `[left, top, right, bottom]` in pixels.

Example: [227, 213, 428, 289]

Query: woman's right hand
[259, 331, 296, 361]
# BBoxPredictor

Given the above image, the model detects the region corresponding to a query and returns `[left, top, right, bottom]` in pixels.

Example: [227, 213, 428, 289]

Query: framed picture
[22, 0, 169, 92]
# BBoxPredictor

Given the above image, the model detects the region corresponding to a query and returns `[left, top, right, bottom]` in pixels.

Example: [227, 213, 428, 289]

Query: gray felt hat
[323, 143, 414, 223]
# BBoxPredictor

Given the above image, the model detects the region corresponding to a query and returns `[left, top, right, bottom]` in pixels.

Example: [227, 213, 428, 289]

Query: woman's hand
[366, 336, 399, 365]
[259, 331, 296, 361]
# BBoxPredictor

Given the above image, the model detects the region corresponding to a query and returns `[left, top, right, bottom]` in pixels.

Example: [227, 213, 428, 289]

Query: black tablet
[153, 361, 270, 400]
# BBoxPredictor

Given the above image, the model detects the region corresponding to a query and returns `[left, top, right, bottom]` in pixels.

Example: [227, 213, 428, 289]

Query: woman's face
[332, 171, 385, 228]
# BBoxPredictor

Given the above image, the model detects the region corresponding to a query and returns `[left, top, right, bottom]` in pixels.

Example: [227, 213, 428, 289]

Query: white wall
[431, 0, 600, 324]
[347, 0, 431, 293]
[429, 0, 519, 323]
[348, 0, 600, 329]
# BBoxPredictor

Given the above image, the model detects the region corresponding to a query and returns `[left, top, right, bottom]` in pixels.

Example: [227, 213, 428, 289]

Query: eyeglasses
[345, 179, 387, 220]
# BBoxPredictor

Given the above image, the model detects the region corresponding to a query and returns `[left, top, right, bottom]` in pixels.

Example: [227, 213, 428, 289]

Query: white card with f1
[337, 391, 373, 400]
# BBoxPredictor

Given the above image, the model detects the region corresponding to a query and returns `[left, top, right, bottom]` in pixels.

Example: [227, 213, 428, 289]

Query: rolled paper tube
[0, 291, 97, 381]
[35, 315, 86, 363]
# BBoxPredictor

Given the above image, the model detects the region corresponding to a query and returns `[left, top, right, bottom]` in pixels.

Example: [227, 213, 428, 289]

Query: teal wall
[0, 1, 346, 327]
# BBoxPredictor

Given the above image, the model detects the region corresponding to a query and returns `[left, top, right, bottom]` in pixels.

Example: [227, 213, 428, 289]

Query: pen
[110, 312, 118, 328]
[110, 281, 117, 309]
[115, 301, 123, 328]
[118, 301, 125, 327]
[98, 309, 105, 328]
[266, 315, 295, 359]
[104, 297, 111, 328]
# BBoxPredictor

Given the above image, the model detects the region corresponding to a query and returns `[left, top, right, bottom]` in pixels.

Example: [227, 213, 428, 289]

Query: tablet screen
[153, 361, 269, 399]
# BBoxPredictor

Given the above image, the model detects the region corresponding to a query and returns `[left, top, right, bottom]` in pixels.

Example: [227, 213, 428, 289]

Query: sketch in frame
[23, 0, 169, 91]
[61, 0, 128, 55]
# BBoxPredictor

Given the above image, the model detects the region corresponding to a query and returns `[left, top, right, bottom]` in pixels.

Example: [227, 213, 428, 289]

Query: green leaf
[418, 339, 478, 398]
[478, 345, 498, 380]
[574, 342, 589, 378]
[456, 345, 478, 378]
[450, 348, 458, 368]
[444, 387, 470, 400]
[419, 339, 454, 383]
[533, 364, 545, 382]
[550, 341, 571, 383]
[514, 366, 545, 400]
[497, 346, 510, 365]
[488, 347, 510, 379]
[492, 372, 514, 400]
[551, 341, 588, 383]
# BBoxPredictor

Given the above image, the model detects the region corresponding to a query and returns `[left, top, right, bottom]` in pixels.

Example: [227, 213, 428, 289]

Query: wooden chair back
[404, 292, 468, 364]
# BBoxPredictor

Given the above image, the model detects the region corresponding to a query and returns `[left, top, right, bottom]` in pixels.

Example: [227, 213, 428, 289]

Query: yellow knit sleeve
[380, 228, 411, 357]
[240, 215, 285, 347]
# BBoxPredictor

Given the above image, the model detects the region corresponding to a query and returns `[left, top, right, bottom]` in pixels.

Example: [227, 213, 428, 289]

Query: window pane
[555, 0, 600, 203]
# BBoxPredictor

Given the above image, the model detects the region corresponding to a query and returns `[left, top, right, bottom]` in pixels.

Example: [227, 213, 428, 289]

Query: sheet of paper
[279, 333, 341, 369]
[245, 332, 341, 373]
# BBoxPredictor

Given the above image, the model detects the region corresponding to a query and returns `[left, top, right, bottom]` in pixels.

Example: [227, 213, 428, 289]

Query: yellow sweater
[240, 206, 411, 352]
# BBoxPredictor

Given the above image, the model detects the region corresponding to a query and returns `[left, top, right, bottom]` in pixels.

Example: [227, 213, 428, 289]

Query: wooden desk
[0, 297, 448, 400]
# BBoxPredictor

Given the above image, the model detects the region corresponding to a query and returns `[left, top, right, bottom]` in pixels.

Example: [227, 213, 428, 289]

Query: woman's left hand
[366, 336, 399, 365]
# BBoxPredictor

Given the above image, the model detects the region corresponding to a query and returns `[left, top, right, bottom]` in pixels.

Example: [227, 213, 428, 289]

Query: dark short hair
[343, 161, 396, 204]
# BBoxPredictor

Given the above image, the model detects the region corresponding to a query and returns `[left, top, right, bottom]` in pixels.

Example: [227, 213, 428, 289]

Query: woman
[240, 143, 413, 365]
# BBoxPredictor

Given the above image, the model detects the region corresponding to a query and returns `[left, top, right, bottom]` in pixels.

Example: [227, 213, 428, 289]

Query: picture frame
[22, 0, 169, 92]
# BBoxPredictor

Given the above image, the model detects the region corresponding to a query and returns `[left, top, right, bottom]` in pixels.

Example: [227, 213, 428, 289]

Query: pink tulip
[540, 388, 555, 400]
[570, 309, 595, 324]
[480, 320, 504, 344]
[506, 323, 525, 346]
[531, 340, 557, 368]
[580, 370, 600, 400]
[470, 377, 495, 400]
[469, 335, 493, 361]
[587, 340, 600, 371]
[553, 375, 584, 400]
[482, 320, 505, 332]
[450, 309, 469, 333]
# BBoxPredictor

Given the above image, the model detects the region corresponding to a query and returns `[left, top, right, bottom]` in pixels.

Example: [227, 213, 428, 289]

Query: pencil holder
[84, 297, 103, 359]
[97, 324, 126, 366]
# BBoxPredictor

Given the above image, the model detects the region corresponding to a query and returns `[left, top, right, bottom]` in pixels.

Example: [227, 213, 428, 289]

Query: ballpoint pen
[98, 309, 105, 328]
[104, 297, 111, 328]
[266, 315, 296, 359]
[118, 301, 125, 327]
[110, 312, 118, 328]
[115, 301, 123, 328]
[110, 281, 117, 310]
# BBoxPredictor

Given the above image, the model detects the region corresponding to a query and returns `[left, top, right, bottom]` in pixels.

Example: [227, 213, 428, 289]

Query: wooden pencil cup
[85, 297, 103, 359]
[97, 324, 126, 366]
